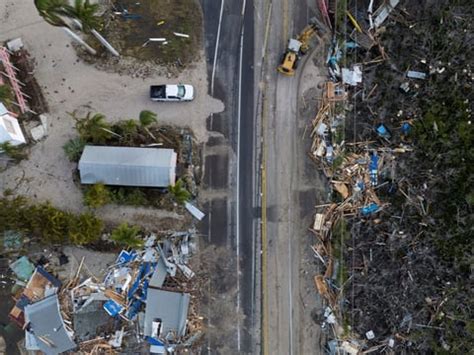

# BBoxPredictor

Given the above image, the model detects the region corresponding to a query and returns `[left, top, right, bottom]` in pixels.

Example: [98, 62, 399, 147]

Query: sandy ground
[0, 1, 223, 220]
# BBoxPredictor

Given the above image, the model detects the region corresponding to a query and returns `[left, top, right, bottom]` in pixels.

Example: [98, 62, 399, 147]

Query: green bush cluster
[0, 196, 103, 245]
[109, 187, 148, 206]
[84, 183, 110, 208]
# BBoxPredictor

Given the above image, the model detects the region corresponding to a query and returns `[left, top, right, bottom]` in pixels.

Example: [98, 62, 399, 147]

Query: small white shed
[0, 103, 26, 146]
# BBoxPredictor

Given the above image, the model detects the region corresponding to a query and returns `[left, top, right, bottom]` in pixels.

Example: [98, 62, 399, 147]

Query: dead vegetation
[310, 0, 473, 353]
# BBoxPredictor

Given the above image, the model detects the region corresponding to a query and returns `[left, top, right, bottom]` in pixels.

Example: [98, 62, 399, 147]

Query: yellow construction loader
[277, 17, 321, 76]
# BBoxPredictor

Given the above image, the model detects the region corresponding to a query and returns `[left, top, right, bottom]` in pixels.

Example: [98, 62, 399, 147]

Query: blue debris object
[125, 299, 142, 320]
[369, 153, 379, 186]
[122, 13, 142, 20]
[355, 180, 365, 192]
[326, 145, 334, 163]
[407, 70, 427, 80]
[116, 250, 137, 264]
[145, 336, 165, 346]
[103, 299, 124, 317]
[36, 266, 62, 287]
[361, 203, 380, 215]
[401, 122, 411, 135]
[388, 182, 398, 195]
[376, 124, 391, 139]
[141, 278, 150, 301]
[16, 294, 32, 311]
[345, 41, 359, 49]
[3, 231, 23, 251]
[9, 256, 35, 282]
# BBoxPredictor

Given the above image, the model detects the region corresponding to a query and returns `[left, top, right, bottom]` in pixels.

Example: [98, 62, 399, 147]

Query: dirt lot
[103, 0, 203, 65]
[0, 0, 222, 224]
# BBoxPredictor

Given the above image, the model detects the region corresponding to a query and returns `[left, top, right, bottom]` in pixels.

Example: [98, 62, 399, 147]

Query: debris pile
[8, 230, 203, 354]
[309, 0, 473, 353]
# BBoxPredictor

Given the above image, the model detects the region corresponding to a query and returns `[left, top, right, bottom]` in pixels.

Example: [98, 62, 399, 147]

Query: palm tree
[74, 112, 113, 144]
[169, 179, 191, 205]
[65, 0, 100, 33]
[111, 223, 143, 248]
[139, 110, 158, 140]
[139, 110, 158, 127]
[117, 119, 138, 144]
[34, 0, 69, 27]
[0, 142, 26, 161]
[35, 0, 98, 54]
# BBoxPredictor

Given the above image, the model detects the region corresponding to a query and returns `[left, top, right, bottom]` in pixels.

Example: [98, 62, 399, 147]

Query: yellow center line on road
[283, 0, 289, 40]
[261, 1, 272, 354]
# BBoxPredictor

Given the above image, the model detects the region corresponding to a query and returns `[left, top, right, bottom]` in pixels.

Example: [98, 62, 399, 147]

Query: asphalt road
[259, 0, 325, 354]
[200, 0, 257, 353]
[200, 0, 325, 352]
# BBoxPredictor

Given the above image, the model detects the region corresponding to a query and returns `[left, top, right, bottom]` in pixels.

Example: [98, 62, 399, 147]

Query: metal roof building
[78, 146, 177, 187]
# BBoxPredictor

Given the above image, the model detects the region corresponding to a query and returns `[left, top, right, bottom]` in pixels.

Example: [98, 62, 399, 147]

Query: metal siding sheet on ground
[144, 289, 190, 338]
[24, 294, 76, 355]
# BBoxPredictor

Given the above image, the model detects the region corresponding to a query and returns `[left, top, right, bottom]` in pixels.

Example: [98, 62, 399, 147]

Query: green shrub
[168, 179, 191, 205]
[84, 183, 110, 208]
[63, 138, 86, 162]
[109, 187, 148, 206]
[68, 212, 104, 245]
[0, 197, 103, 245]
[110, 222, 143, 248]
[0, 142, 27, 162]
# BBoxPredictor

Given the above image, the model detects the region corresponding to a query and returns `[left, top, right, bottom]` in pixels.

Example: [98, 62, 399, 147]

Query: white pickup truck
[149, 84, 194, 102]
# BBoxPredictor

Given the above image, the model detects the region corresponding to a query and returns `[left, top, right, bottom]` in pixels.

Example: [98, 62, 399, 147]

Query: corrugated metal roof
[24, 294, 76, 355]
[78, 146, 177, 187]
[144, 289, 190, 340]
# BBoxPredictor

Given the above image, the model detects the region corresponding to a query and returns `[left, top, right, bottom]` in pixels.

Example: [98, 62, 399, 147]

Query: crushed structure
[9, 230, 202, 354]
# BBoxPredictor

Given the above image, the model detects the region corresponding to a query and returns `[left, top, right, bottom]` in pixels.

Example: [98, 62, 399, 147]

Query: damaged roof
[24, 294, 76, 355]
